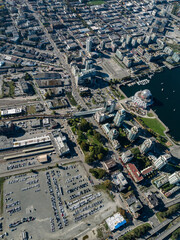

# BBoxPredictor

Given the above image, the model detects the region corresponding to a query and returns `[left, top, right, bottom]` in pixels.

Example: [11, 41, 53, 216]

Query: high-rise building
[108, 128, 119, 140]
[100, 40, 105, 50]
[94, 111, 106, 123]
[128, 126, 139, 142]
[126, 35, 132, 45]
[85, 59, 93, 70]
[105, 100, 116, 113]
[154, 154, 171, 170]
[140, 138, 154, 154]
[168, 172, 180, 185]
[86, 37, 92, 52]
[114, 109, 126, 127]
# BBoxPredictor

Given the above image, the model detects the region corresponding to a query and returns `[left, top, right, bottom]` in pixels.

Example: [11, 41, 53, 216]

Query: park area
[137, 117, 166, 136]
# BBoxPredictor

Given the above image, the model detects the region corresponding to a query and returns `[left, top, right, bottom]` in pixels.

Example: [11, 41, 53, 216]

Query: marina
[121, 67, 180, 142]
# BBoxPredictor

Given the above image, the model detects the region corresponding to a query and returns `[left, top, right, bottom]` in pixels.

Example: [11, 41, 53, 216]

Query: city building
[126, 163, 144, 183]
[51, 131, 70, 157]
[37, 154, 49, 164]
[86, 37, 92, 52]
[108, 128, 119, 140]
[154, 153, 171, 170]
[94, 111, 106, 123]
[1, 107, 23, 116]
[132, 89, 153, 109]
[141, 166, 153, 177]
[104, 159, 117, 173]
[126, 194, 143, 219]
[106, 213, 126, 231]
[112, 172, 128, 191]
[102, 123, 111, 135]
[105, 100, 116, 113]
[168, 172, 180, 185]
[121, 150, 134, 163]
[113, 109, 126, 127]
[13, 135, 51, 148]
[153, 175, 169, 188]
[127, 126, 139, 142]
[145, 192, 158, 209]
[140, 138, 154, 154]
[112, 140, 121, 150]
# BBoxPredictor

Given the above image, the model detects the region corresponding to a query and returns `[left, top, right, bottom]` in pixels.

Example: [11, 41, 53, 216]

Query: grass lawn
[66, 91, 77, 106]
[88, 0, 104, 5]
[87, 133, 101, 146]
[147, 112, 154, 117]
[139, 117, 166, 136]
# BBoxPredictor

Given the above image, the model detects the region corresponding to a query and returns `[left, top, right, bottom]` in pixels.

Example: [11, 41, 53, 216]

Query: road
[165, 197, 180, 208]
[145, 214, 179, 239]
[157, 221, 180, 240]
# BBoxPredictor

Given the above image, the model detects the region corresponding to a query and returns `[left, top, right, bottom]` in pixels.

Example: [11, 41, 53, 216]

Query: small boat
[161, 82, 164, 85]
[166, 97, 168, 100]
[161, 88, 164, 91]
[173, 109, 176, 111]
[173, 90, 175, 93]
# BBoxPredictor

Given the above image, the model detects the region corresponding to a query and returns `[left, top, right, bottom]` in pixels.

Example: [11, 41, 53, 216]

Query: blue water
[121, 67, 180, 141]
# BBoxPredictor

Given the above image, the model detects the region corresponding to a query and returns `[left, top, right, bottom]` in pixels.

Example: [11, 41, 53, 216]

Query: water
[121, 67, 180, 141]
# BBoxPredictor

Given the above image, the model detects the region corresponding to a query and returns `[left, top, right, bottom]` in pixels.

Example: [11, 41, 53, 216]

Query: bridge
[73, 107, 105, 117]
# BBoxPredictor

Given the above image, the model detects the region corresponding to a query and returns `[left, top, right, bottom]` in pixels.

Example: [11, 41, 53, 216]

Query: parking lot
[3, 163, 115, 240]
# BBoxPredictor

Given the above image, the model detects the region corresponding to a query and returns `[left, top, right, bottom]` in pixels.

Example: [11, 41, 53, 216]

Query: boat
[137, 79, 150, 86]
[166, 97, 168, 100]
[161, 88, 164, 91]
[173, 90, 175, 93]
[173, 109, 176, 111]
[161, 82, 164, 85]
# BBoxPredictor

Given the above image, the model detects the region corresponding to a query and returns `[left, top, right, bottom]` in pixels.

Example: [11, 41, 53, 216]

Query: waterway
[121, 67, 180, 141]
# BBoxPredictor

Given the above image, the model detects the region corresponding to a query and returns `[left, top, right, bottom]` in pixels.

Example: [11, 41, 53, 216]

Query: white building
[1, 107, 23, 116]
[114, 109, 126, 127]
[154, 154, 171, 170]
[106, 213, 126, 231]
[140, 139, 154, 154]
[168, 172, 180, 185]
[121, 150, 134, 163]
[51, 131, 70, 156]
[128, 126, 139, 142]
[94, 111, 106, 123]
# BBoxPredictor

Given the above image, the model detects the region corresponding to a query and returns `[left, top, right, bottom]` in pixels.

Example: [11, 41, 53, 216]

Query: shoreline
[119, 66, 180, 146]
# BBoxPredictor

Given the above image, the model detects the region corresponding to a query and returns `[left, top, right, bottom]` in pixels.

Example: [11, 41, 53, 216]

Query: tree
[24, 73, 32, 81]
[80, 142, 88, 151]
[103, 180, 112, 189]
[97, 153, 103, 161]
[85, 153, 94, 164]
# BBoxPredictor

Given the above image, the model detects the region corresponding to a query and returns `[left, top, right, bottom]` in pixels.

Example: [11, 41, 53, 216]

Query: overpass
[157, 221, 180, 240]
[165, 197, 180, 208]
[73, 107, 105, 117]
[145, 214, 179, 239]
